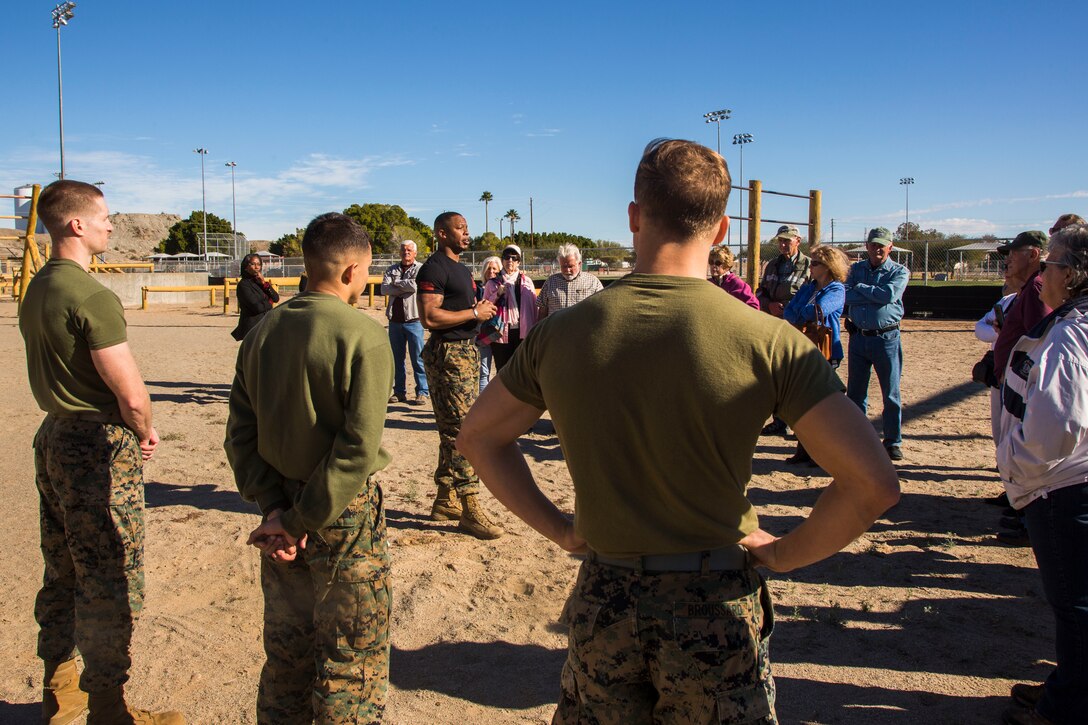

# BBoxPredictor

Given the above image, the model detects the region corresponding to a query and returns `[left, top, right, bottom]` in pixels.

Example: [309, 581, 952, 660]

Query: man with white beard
[537, 243, 605, 318]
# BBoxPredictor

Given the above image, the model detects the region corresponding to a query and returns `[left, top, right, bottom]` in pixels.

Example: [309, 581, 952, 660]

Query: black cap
[996, 230, 1047, 257]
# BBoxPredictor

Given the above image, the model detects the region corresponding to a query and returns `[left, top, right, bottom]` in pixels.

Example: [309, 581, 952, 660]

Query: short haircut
[302, 213, 371, 276]
[634, 138, 731, 238]
[433, 211, 463, 235]
[37, 180, 104, 237]
[810, 244, 850, 283]
[1049, 223, 1088, 298]
[557, 243, 582, 263]
[400, 240, 417, 252]
[1051, 213, 1086, 235]
[708, 245, 735, 270]
[480, 255, 501, 279]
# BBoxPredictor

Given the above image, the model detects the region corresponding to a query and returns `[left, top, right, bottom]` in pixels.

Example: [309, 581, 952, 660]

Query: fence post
[368, 283, 375, 308]
[809, 189, 821, 247]
[746, 179, 762, 290]
[17, 184, 43, 308]
[141, 287, 148, 310]
[223, 281, 230, 315]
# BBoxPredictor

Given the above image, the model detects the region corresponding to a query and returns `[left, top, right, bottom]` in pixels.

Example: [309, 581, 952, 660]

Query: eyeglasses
[503, 254, 520, 261]
[1039, 260, 1069, 272]
[811, 260, 825, 268]
[709, 261, 727, 267]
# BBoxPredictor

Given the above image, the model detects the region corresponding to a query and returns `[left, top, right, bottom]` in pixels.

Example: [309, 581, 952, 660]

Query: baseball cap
[867, 227, 893, 247]
[502, 244, 522, 258]
[772, 224, 800, 241]
[996, 230, 1046, 257]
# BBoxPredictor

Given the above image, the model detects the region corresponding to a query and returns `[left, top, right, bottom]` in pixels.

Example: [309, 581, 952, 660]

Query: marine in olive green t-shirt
[19, 258, 128, 415]
[225, 292, 394, 538]
[499, 273, 843, 558]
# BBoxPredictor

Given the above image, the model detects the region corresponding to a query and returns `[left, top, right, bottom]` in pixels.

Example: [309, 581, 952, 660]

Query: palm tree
[479, 191, 493, 234]
[505, 209, 521, 240]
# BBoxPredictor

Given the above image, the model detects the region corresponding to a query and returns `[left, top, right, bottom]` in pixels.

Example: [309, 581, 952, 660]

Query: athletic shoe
[996, 529, 1031, 547]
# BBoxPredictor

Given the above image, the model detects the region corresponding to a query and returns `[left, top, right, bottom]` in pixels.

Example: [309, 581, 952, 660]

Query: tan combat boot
[430, 484, 462, 521]
[42, 658, 88, 725]
[458, 493, 504, 540]
[87, 686, 185, 724]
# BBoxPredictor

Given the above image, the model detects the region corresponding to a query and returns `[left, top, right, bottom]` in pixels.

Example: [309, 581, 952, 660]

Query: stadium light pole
[194, 148, 208, 259]
[225, 161, 238, 254]
[733, 133, 754, 251]
[900, 177, 918, 282]
[703, 108, 731, 243]
[52, 2, 76, 180]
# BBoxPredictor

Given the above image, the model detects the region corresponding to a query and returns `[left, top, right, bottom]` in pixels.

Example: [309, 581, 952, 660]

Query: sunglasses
[1039, 260, 1069, 273]
[811, 260, 825, 268]
[503, 254, 520, 261]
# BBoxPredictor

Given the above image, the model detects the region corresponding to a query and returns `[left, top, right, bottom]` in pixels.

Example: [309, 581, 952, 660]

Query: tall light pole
[225, 161, 238, 255]
[900, 177, 917, 281]
[733, 133, 754, 251]
[194, 148, 208, 258]
[52, 2, 76, 180]
[703, 108, 731, 243]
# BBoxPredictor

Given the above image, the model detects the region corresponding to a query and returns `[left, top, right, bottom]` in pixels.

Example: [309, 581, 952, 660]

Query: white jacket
[996, 296, 1088, 509]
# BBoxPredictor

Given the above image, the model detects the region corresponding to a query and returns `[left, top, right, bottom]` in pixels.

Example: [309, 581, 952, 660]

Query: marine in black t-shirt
[417, 252, 477, 341]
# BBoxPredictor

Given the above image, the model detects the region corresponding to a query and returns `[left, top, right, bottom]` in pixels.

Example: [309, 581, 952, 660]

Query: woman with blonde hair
[782, 244, 849, 464]
[476, 255, 502, 392]
[708, 245, 759, 309]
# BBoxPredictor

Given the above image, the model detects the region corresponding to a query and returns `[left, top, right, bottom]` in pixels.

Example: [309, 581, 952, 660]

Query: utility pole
[225, 161, 238, 256]
[529, 197, 534, 250]
[194, 148, 209, 258]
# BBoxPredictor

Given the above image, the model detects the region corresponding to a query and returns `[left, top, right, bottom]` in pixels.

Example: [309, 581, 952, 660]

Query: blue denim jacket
[844, 259, 908, 331]
[784, 280, 845, 361]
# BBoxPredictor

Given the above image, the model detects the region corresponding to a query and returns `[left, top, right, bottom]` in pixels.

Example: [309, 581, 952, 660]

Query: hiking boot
[87, 686, 185, 724]
[885, 444, 904, 461]
[1011, 683, 1045, 709]
[430, 484, 461, 521]
[458, 493, 504, 540]
[43, 658, 87, 725]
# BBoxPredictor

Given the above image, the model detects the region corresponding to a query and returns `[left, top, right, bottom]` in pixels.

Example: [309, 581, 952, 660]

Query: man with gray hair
[382, 240, 429, 404]
[537, 243, 605, 318]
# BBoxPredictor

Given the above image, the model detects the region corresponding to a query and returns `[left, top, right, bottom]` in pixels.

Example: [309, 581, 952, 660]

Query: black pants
[490, 327, 522, 371]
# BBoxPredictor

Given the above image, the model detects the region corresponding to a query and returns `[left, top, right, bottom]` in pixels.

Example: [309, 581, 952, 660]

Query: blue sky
[3, 1, 1085, 245]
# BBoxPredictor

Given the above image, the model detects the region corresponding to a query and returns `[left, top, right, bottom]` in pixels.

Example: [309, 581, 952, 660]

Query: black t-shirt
[417, 252, 477, 341]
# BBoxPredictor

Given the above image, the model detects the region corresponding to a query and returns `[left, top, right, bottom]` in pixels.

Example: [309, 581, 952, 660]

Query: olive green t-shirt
[225, 292, 394, 538]
[499, 273, 843, 558]
[19, 259, 128, 416]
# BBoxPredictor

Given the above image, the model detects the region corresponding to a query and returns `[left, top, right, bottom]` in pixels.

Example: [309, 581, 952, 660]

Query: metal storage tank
[13, 185, 46, 234]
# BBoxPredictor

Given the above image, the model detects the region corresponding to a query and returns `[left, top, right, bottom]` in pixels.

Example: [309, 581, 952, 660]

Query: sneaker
[413, 392, 430, 406]
[986, 491, 1011, 507]
[996, 529, 1031, 547]
[761, 419, 788, 436]
[1011, 683, 1045, 709]
[886, 445, 904, 461]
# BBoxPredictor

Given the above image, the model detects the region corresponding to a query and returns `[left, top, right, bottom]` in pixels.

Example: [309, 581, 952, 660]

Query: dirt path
[0, 301, 1047, 724]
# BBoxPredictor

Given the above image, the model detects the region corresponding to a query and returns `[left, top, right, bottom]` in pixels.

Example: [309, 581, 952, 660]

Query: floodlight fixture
[52, 2, 77, 178]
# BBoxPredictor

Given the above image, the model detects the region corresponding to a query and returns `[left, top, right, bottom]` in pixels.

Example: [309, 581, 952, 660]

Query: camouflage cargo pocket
[333, 576, 391, 654]
[715, 683, 775, 724]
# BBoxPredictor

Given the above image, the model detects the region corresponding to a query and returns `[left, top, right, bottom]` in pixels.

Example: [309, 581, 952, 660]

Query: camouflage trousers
[421, 337, 480, 496]
[33, 415, 145, 693]
[554, 557, 777, 724]
[259, 478, 391, 725]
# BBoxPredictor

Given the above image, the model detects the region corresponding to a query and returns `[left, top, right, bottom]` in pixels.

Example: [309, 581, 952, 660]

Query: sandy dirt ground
[0, 297, 1051, 724]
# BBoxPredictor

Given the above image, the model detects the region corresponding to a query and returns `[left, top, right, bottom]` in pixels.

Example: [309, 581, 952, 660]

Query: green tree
[342, 203, 433, 254]
[479, 191, 493, 235]
[157, 211, 233, 254]
[270, 228, 305, 257]
[504, 209, 521, 239]
[473, 231, 504, 251]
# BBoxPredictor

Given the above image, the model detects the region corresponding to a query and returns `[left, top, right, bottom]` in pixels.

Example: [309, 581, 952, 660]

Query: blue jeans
[478, 342, 493, 393]
[846, 329, 902, 447]
[1022, 482, 1088, 724]
[388, 320, 428, 397]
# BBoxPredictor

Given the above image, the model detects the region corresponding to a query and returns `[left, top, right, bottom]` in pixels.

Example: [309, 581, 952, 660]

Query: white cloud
[525, 128, 561, 138]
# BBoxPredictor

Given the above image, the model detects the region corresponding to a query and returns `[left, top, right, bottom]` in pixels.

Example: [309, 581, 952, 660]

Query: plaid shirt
[537, 271, 604, 317]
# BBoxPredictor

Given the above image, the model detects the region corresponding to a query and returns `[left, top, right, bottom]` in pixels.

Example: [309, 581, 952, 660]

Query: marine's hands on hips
[738, 527, 785, 572]
[555, 518, 588, 555]
[140, 427, 160, 461]
[474, 299, 497, 321]
[248, 508, 308, 562]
